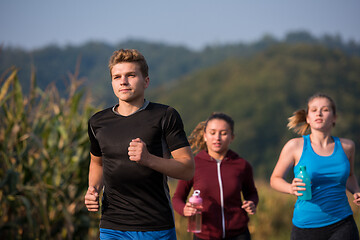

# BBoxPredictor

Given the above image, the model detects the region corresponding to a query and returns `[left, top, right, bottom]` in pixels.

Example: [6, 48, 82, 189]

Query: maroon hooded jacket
[172, 150, 259, 239]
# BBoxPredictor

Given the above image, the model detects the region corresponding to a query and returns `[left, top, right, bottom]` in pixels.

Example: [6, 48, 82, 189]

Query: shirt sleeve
[242, 162, 259, 206]
[162, 106, 190, 152]
[88, 120, 102, 156]
[172, 178, 194, 216]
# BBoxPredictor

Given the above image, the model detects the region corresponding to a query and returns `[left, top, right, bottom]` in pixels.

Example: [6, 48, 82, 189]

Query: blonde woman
[270, 93, 360, 240]
[172, 112, 258, 240]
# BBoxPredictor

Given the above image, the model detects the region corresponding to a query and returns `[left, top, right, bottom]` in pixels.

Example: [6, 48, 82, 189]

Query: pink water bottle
[187, 190, 202, 233]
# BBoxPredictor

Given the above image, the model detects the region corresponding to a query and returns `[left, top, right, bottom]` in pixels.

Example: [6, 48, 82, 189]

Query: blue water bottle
[296, 165, 312, 200]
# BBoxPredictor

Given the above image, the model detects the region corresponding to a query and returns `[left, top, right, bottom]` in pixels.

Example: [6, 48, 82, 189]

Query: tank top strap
[332, 136, 342, 156]
[302, 134, 311, 152]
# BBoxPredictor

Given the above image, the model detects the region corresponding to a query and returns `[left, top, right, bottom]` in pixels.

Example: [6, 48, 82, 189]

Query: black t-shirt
[88, 101, 189, 231]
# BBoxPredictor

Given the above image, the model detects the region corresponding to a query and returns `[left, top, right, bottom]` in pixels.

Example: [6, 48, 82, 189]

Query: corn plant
[0, 66, 100, 239]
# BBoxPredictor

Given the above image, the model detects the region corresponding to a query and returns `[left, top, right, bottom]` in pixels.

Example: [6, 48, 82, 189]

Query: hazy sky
[1, 0, 359, 50]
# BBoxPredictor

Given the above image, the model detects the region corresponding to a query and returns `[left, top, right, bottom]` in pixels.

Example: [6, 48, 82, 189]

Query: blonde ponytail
[287, 109, 309, 135]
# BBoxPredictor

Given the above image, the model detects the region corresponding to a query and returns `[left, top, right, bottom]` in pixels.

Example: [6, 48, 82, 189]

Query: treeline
[1, 31, 360, 107]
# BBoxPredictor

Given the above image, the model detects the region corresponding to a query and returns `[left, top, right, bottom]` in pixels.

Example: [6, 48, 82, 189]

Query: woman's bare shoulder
[284, 137, 304, 150]
[339, 137, 355, 153]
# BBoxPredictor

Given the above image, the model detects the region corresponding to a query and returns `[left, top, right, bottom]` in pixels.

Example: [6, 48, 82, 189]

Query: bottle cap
[189, 190, 202, 204]
[299, 166, 306, 171]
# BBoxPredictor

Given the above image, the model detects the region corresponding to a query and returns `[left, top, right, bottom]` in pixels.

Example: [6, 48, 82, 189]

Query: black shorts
[291, 215, 359, 240]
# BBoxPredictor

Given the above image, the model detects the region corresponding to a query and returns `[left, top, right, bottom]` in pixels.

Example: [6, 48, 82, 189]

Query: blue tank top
[292, 134, 352, 228]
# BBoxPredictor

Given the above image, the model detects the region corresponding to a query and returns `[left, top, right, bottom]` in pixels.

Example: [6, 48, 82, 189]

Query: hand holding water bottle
[293, 166, 312, 200]
[187, 190, 203, 233]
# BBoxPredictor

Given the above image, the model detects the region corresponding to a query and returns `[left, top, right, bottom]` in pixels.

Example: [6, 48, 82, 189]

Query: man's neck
[116, 99, 145, 116]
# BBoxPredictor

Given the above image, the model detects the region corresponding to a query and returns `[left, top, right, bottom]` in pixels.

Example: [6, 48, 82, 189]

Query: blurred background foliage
[1, 31, 360, 239]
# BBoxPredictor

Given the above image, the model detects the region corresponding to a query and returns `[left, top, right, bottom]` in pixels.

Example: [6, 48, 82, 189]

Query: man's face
[111, 62, 149, 104]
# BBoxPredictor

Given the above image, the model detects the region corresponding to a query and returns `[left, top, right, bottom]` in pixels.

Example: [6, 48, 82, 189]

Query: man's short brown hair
[108, 49, 149, 77]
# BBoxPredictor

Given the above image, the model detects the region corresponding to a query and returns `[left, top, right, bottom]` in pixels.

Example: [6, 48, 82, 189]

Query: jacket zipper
[216, 161, 226, 238]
